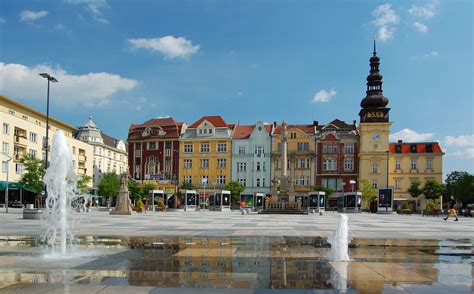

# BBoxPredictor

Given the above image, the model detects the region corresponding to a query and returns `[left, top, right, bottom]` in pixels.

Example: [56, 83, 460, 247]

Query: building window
[395, 179, 401, 189]
[297, 142, 303, 151]
[15, 163, 22, 174]
[1, 161, 8, 173]
[217, 175, 226, 185]
[29, 149, 37, 158]
[372, 180, 378, 189]
[238, 162, 246, 172]
[426, 158, 433, 169]
[148, 142, 156, 150]
[200, 175, 209, 185]
[184, 144, 193, 152]
[372, 163, 378, 173]
[2, 142, 8, 154]
[3, 123, 10, 134]
[217, 143, 227, 152]
[201, 144, 210, 153]
[277, 143, 282, 152]
[184, 175, 192, 183]
[344, 159, 353, 171]
[184, 159, 192, 169]
[255, 146, 264, 157]
[135, 143, 141, 150]
[411, 159, 417, 170]
[323, 159, 337, 171]
[256, 162, 261, 171]
[256, 178, 261, 187]
[22, 115, 28, 120]
[9, 110, 15, 116]
[344, 144, 354, 154]
[238, 146, 246, 155]
[201, 159, 209, 168]
[28, 132, 37, 143]
[238, 178, 246, 187]
[217, 159, 226, 168]
[395, 159, 401, 170]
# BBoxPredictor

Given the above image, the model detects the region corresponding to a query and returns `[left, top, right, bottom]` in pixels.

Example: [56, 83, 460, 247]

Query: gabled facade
[128, 117, 186, 183]
[271, 122, 316, 196]
[179, 116, 234, 194]
[231, 122, 272, 194]
[314, 119, 359, 195]
[75, 117, 128, 190]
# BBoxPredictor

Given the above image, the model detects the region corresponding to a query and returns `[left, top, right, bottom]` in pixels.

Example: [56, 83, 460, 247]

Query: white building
[75, 117, 128, 191]
[0, 95, 93, 186]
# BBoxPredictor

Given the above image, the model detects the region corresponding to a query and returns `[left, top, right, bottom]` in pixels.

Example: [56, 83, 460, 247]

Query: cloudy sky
[0, 0, 472, 176]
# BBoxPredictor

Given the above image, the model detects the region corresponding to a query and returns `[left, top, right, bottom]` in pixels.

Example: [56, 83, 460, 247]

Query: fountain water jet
[328, 214, 350, 261]
[42, 130, 78, 256]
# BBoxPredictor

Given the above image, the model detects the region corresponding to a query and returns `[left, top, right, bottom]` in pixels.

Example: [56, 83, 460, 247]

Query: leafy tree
[141, 180, 156, 201]
[359, 179, 377, 210]
[422, 179, 446, 201]
[408, 180, 423, 199]
[449, 174, 474, 205]
[312, 185, 334, 198]
[128, 180, 142, 202]
[180, 181, 195, 190]
[77, 175, 92, 194]
[18, 154, 45, 196]
[97, 172, 120, 207]
[445, 171, 469, 199]
[223, 181, 244, 204]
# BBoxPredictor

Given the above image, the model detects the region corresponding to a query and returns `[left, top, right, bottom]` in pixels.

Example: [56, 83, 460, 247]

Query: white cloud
[19, 10, 49, 23]
[312, 88, 336, 103]
[372, 3, 399, 42]
[444, 135, 474, 147]
[413, 22, 428, 32]
[410, 51, 439, 60]
[409, 1, 438, 19]
[65, 0, 109, 24]
[390, 128, 435, 142]
[0, 62, 138, 107]
[0, 17, 6, 23]
[450, 148, 474, 159]
[128, 36, 200, 59]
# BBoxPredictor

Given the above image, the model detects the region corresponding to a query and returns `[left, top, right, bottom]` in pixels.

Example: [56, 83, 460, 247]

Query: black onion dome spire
[360, 38, 389, 108]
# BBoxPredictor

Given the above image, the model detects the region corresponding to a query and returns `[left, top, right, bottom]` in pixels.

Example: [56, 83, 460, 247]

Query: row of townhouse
[127, 45, 444, 206]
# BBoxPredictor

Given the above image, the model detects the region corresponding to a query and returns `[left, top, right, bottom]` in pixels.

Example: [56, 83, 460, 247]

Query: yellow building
[358, 44, 392, 192]
[179, 116, 233, 196]
[389, 141, 444, 210]
[0, 95, 93, 192]
[271, 123, 316, 196]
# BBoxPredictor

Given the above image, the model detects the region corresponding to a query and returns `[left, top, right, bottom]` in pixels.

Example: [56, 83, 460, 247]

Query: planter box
[155, 207, 166, 212]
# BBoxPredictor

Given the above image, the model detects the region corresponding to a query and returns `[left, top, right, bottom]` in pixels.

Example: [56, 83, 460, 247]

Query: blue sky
[0, 0, 472, 176]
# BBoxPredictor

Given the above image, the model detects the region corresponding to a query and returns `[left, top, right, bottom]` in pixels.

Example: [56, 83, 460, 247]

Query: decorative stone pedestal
[110, 172, 132, 215]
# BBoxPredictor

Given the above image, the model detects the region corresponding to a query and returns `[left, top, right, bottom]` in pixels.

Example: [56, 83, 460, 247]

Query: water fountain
[328, 214, 350, 261]
[42, 130, 78, 256]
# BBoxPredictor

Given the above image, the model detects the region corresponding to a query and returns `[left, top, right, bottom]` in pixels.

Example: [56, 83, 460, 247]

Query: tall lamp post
[1, 153, 12, 213]
[349, 180, 356, 192]
[39, 73, 58, 201]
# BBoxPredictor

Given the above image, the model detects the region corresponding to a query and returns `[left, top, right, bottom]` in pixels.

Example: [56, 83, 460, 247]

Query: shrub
[136, 199, 144, 209]
[157, 198, 165, 208]
[425, 201, 436, 211]
[401, 202, 410, 210]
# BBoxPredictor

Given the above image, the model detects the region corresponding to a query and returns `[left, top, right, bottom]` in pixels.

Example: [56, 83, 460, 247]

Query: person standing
[444, 195, 459, 221]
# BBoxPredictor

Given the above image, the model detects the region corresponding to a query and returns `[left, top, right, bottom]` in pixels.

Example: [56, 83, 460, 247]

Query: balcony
[78, 155, 87, 162]
[394, 169, 403, 173]
[425, 168, 434, 173]
[14, 135, 28, 146]
[410, 168, 419, 173]
[78, 167, 87, 175]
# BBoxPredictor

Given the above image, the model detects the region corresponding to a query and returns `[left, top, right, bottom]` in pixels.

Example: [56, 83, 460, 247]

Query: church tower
[358, 39, 392, 191]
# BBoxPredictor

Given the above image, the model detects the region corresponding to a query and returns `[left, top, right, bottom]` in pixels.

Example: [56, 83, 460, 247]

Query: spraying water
[42, 130, 78, 256]
[328, 214, 350, 261]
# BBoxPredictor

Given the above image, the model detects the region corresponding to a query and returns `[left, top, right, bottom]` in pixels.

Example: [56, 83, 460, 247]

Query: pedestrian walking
[444, 195, 459, 221]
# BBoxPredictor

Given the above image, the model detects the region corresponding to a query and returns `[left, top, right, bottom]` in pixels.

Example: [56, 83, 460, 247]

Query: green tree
[449, 174, 474, 205]
[77, 175, 92, 194]
[408, 180, 423, 199]
[18, 154, 45, 197]
[97, 172, 120, 207]
[128, 180, 142, 202]
[223, 181, 244, 205]
[359, 179, 377, 210]
[422, 179, 446, 201]
[312, 185, 334, 198]
[180, 181, 195, 190]
[141, 180, 156, 202]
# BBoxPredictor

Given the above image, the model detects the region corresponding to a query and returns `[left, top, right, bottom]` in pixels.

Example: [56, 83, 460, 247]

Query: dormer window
[410, 144, 417, 153]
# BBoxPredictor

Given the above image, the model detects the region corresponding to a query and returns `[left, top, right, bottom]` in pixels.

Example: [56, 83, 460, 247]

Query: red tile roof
[389, 142, 443, 154]
[128, 117, 183, 140]
[233, 125, 255, 139]
[189, 116, 229, 128]
[273, 124, 315, 135]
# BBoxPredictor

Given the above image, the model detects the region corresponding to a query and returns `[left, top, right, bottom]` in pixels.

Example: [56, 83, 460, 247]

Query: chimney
[313, 121, 318, 127]
[398, 140, 402, 143]
[273, 121, 277, 128]
[353, 120, 356, 126]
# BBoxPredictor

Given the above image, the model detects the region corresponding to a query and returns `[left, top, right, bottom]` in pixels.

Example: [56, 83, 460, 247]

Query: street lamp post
[1, 153, 12, 213]
[39, 73, 58, 202]
[349, 180, 356, 192]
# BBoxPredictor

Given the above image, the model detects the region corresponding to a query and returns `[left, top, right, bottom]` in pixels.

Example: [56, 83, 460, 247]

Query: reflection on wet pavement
[0, 236, 472, 293]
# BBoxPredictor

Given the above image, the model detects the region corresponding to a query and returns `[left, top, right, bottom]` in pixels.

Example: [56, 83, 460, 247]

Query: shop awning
[0, 181, 38, 193]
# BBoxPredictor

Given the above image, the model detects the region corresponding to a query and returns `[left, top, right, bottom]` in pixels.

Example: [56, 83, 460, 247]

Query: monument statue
[110, 171, 132, 215]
